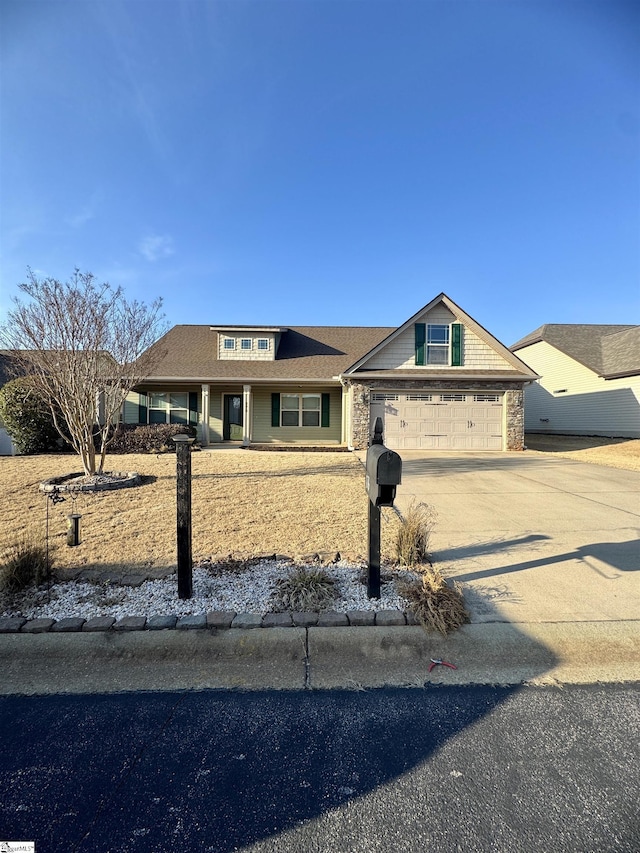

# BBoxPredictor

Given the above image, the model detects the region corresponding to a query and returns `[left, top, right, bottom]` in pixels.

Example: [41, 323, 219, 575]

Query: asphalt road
[1, 684, 638, 853]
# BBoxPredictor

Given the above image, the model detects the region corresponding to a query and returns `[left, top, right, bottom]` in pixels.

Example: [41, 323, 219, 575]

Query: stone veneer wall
[505, 388, 525, 451]
[344, 378, 526, 451]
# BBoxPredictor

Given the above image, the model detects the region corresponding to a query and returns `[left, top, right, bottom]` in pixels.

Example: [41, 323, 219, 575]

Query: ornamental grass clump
[271, 565, 337, 612]
[0, 536, 49, 599]
[395, 501, 436, 566]
[399, 566, 470, 636]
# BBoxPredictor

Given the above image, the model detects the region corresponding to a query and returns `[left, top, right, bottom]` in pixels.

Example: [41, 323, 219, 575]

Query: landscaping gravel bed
[1, 559, 419, 623]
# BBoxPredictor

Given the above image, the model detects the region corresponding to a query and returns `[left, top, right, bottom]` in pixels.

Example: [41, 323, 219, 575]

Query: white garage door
[370, 392, 504, 450]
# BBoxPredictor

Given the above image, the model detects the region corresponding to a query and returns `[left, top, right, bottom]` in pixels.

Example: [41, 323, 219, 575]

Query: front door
[223, 394, 243, 441]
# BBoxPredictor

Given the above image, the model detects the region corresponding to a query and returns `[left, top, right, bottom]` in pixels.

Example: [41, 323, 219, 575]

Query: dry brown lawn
[0, 450, 399, 578]
[525, 434, 640, 472]
[1, 436, 637, 580]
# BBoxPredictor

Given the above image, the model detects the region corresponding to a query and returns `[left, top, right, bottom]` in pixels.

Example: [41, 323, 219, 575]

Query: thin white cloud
[65, 191, 103, 229]
[66, 206, 95, 229]
[139, 234, 175, 262]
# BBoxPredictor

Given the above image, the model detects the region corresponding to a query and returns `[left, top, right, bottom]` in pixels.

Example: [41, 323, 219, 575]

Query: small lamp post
[172, 434, 195, 599]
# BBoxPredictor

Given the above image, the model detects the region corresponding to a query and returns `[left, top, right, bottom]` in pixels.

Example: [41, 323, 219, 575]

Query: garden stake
[45, 486, 65, 601]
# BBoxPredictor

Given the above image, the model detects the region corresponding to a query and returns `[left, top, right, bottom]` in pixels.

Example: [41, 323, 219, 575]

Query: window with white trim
[427, 325, 450, 364]
[281, 394, 321, 427]
[149, 392, 189, 424]
[473, 394, 501, 402]
[440, 393, 465, 402]
[223, 338, 235, 350]
[241, 338, 252, 350]
[257, 338, 269, 351]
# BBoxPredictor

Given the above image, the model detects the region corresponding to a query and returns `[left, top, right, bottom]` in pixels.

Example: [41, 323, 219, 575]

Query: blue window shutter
[271, 393, 280, 427]
[451, 324, 462, 366]
[321, 393, 330, 427]
[415, 323, 426, 365]
[188, 392, 198, 426]
[138, 393, 148, 424]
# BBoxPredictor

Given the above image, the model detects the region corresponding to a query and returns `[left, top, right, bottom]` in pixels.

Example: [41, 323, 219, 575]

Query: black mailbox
[365, 444, 402, 507]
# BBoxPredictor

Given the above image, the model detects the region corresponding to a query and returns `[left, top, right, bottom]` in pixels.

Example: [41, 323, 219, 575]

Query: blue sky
[1, 0, 638, 346]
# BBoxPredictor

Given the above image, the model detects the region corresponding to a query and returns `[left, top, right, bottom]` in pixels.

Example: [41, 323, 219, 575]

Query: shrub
[0, 377, 63, 454]
[271, 566, 337, 612]
[398, 566, 470, 636]
[0, 536, 50, 598]
[395, 501, 436, 566]
[106, 423, 197, 453]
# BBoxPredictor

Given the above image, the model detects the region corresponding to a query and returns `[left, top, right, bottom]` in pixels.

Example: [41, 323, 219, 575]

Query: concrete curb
[1, 620, 639, 694]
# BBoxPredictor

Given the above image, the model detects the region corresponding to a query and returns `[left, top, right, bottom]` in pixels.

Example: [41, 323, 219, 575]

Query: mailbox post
[172, 434, 195, 599]
[365, 417, 402, 598]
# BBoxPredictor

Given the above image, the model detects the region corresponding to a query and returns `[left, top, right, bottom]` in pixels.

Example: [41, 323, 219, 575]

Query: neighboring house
[124, 293, 538, 451]
[0, 351, 18, 455]
[0, 349, 119, 455]
[511, 324, 640, 438]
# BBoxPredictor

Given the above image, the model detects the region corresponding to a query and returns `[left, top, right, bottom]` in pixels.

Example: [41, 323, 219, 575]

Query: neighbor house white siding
[521, 341, 640, 438]
[0, 427, 16, 455]
[365, 305, 509, 371]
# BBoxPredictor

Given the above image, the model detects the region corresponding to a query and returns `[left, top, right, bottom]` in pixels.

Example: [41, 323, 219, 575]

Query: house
[511, 324, 640, 438]
[124, 293, 538, 452]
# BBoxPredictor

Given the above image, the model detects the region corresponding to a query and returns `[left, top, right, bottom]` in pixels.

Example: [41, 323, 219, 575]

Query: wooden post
[172, 435, 195, 599]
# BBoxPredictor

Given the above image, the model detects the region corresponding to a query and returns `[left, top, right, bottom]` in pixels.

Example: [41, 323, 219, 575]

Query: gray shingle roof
[0, 351, 21, 387]
[143, 325, 395, 382]
[510, 324, 639, 378]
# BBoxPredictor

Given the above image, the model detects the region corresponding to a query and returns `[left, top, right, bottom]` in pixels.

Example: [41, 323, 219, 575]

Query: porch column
[242, 384, 252, 447]
[200, 384, 210, 446]
[341, 381, 354, 450]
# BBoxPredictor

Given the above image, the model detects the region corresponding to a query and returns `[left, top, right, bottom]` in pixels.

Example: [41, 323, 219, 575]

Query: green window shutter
[321, 393, 330, 428]
[451, 323, 462, 366]
[138, 393, 148, 424]
[415, 323, 426, 366]
[271, 393, 280, 427]
[188, 392, 198, 426]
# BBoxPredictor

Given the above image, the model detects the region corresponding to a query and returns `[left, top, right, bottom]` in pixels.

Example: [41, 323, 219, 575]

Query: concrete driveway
[394, 451, 640, 624]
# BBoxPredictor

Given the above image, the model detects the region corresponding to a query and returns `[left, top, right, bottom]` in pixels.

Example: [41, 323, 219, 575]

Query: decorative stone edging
[0, 610, 419, 634]
[39, 471, 141, 493]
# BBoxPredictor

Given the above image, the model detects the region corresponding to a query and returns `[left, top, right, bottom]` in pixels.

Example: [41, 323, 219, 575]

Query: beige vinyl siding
[365, 305, 509, 371]
[521, 341, 640, 438]
[218, 333, 276, 360]
[252, 387, 343, 444]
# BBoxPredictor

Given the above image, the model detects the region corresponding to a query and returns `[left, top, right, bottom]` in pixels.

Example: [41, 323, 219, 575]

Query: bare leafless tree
[0, 268, 167, 475]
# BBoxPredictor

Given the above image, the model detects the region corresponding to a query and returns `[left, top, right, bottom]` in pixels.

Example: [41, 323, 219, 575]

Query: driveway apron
[392, 451, 640, 624]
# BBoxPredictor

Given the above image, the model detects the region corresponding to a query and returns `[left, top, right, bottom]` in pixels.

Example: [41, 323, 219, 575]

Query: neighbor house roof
[511, 324, 640, 379]
[0, 351, 20, 387]
[142, 325, 395, 383]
